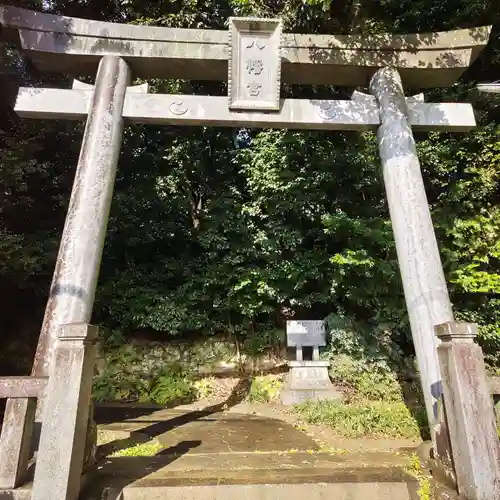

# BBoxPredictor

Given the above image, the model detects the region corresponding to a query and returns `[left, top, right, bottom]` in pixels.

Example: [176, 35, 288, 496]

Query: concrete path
[96, 405, 319, 454]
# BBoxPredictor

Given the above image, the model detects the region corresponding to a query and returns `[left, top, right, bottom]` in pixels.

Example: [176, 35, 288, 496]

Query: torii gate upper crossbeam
[0, 5, 492, 88]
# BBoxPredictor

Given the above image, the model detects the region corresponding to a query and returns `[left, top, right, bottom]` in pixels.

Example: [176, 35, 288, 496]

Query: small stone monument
[280, 320, 342, 405]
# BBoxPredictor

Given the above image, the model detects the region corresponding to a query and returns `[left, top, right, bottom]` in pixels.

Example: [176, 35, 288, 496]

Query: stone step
[84, 451, 419, 500]
[118, 482, 418, 500]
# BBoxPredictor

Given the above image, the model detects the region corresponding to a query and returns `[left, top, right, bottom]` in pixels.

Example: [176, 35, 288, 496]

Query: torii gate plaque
[0, 6, 492, 500]
[228, 17, 282, 110]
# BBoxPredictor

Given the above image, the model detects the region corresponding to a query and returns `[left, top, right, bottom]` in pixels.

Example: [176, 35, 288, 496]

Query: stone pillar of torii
[0, 7, 494, 497]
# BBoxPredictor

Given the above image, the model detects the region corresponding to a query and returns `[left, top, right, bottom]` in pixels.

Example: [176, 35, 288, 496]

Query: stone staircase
[88, 451, 420, 500]
[2, 452, 422, 500]
[77, 404, 431, 500]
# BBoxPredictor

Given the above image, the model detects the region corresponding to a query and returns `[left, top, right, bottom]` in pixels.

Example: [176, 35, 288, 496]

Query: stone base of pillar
[32, 323, 98, 500]
[280, 361, 342, 406]
[435, 321, 500, 500]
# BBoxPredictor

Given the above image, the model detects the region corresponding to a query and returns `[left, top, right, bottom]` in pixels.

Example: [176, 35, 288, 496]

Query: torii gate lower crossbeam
[15, 86, 474, 131]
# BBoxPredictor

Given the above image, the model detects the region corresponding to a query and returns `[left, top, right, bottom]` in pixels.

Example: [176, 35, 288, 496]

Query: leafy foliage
[248, 375, 283, 403]
[295, 400, 421, 438]
[93, 364, 200, 405]
[329, 354, 404, 402]
[322, 318, 430, 436]
[92, 338, 201, 403]
[149, 373, 198, 405]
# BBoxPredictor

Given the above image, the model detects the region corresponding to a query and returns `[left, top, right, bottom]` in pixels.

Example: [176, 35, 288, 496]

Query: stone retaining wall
[95, 338, 287, 378]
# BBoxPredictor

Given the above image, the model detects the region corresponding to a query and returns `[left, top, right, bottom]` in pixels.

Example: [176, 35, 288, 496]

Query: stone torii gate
[0, 6, 494, 500]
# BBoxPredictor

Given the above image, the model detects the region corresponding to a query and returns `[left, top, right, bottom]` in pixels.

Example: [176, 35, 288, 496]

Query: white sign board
[286, 320, 326, 347]
[228, 17, 282, 111]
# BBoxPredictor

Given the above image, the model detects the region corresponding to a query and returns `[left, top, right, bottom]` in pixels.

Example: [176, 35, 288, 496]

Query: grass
[405, 454, 433, 500]
[109, 439, 164, 457]
[248, 375, 283, 403]
[294, 400, 421, 439]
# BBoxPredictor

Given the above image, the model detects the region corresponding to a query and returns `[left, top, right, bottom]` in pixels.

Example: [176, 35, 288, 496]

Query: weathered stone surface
[15, 89, 477, 132]
[31, 56, 130, 379]
[435, 321, 500, 500]
[0, 484, 32, 500]
[0, 378, 47, 399]
[288, 360, 329, 379]
[77, 401, 422, 499]
[117, 483, 418, 500]
[97, 406, 320, 454]
[370, 67, 454, 439]
[228, 17, 282, 111]
[280, 361, 342, 406]
[0, 398, 36, 489]
[0, 12, 492, 500]
[82, 401, 98, 473]
[32, 323, 99, 500]
[82, 444, 417, 499]
[0, 6, 491, 87]
[280, 388, 342, 406]
[93, 338, 286, 386]
[72, 79, 148, 94]
[87, 404, 418, 498]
